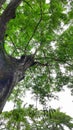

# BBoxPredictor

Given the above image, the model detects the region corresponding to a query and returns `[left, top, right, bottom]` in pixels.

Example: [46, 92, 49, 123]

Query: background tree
[0, 107, 73, 130]
[0, 0, 73, 129]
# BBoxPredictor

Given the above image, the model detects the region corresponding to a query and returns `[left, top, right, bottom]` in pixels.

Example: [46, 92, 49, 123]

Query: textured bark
[0, 0, 35, 113]
[0, 45, 35, 113]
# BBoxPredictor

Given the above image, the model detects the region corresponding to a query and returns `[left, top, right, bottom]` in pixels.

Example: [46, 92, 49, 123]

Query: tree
[0, 0, 73, 129]
[0, 0, 37, 112]
[0, 107, 73, 130]
[0, 0, 73, 116]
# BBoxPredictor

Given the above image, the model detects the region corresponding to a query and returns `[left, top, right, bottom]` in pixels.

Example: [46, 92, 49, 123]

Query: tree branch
[35, 56, 73, 68]
[1, 0, 22, 23]
[0, 0, 6, 8]
[0, 0, 22, 43]
[34, 61, 49, 67]
[24, 18, 42, 52]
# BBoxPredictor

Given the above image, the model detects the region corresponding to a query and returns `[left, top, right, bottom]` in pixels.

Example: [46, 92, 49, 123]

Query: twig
[24, 0, 33, 9]
[24, 18, 42, 53]
[35, 56, 73, 67]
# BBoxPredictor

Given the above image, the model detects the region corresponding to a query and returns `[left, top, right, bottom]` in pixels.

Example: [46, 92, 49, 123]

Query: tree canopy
[0, 0, 73, 129]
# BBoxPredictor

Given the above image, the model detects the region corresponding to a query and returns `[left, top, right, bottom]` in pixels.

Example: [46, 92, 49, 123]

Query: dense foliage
[0, 0, 73, 129]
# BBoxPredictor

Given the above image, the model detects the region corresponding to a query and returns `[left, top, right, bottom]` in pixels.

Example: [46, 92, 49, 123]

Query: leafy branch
[24, 18, 42, 53]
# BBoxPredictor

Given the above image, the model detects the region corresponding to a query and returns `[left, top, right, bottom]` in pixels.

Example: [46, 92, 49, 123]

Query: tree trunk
[0, 44, 35, 113]
[0, 0, 35, 113]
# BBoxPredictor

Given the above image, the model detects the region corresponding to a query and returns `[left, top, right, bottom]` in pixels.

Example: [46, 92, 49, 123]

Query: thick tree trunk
[0, 0, 35, 113]
[0, 44, 35, 113]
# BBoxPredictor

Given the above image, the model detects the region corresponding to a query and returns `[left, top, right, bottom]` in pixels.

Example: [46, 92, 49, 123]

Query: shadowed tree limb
[0, 0, 6, 8]
[34, 61, 49, 67]
[0, 0, 22, 43]
[1, 0, 22, 23]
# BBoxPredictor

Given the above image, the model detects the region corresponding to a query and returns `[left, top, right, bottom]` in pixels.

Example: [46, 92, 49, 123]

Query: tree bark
[0, 0, 35, 113]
